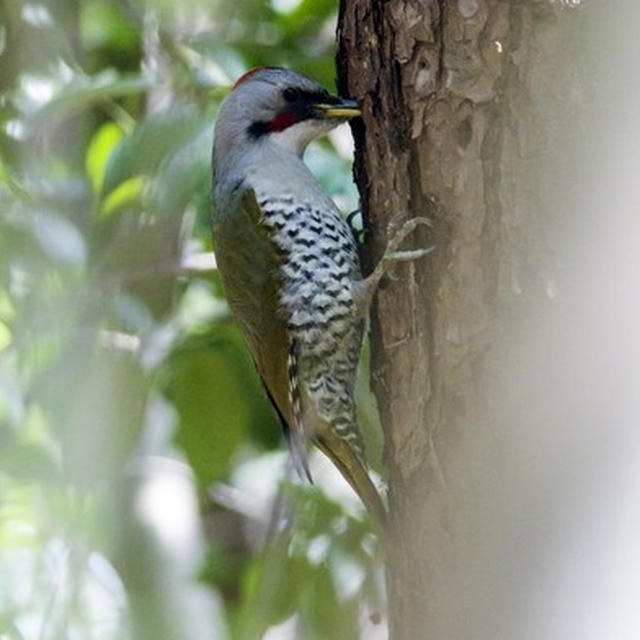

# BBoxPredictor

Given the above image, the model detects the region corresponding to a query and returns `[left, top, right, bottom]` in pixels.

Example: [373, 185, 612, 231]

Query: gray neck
[214, 134, 318, 200]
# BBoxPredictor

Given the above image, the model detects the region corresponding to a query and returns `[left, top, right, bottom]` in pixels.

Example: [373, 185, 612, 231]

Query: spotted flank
[256, 194, 359, 354]
[257, 192, 368, 466]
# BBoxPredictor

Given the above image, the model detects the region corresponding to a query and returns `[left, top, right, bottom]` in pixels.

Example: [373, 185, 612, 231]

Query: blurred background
[0, 1, 386, 638]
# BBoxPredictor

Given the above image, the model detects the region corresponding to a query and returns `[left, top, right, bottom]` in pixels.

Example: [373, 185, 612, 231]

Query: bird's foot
[383, 216, 432, 257]
[375, 215, 433, 279]
[352, 215, 433, 316]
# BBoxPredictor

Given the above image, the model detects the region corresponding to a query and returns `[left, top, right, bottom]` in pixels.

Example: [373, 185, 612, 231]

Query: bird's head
[214, 67, 360, 162]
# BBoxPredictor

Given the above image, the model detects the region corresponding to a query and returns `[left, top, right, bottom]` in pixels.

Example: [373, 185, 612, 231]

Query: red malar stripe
[270, 112, 301, 132]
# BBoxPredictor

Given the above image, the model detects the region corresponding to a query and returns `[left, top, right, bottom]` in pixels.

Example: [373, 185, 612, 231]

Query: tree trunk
[338, 2, 640, 638]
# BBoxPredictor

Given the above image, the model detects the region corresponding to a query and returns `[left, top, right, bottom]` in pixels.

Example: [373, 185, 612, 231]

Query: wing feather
[216, 186, 310, 479]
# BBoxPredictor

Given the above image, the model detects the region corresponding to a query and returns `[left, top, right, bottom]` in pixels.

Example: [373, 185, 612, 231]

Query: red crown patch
[233, 66, 277, 89]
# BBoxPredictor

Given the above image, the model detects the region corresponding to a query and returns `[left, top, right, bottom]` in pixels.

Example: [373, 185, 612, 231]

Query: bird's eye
[283, 87, 300, 103]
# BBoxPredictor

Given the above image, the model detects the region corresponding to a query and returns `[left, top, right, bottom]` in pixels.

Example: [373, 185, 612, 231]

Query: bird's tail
[315, 428, 387, 534]
[283, 423, 312, 483]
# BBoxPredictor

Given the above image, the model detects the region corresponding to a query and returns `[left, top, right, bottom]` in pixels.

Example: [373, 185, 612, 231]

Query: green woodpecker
[211, 67, 430, 530]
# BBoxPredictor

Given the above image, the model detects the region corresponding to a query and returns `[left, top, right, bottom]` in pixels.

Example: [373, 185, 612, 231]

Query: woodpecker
[211, 67, 429, 530]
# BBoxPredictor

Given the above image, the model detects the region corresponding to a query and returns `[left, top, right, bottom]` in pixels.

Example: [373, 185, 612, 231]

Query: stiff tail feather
[315, 428, 387, 534]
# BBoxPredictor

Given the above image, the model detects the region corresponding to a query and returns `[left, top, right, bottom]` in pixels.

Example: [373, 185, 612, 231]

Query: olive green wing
[219, 187, 310, 480]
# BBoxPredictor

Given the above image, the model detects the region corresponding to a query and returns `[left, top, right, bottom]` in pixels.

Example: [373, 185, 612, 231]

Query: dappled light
[0, 1, 375, 638]
[3, 1, 637, 639]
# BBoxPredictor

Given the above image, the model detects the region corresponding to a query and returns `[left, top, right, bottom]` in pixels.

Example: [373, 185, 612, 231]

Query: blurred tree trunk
[337, 2, 590, 638]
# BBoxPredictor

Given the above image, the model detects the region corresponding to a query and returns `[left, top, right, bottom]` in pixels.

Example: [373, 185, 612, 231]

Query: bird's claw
[346, 209, 365, 246]
[383, 216, 432, 260]
[386, 247, 435, 263]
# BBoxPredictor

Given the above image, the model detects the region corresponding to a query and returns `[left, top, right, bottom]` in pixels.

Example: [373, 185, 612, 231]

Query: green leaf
[103, 108, 204, 196]
[167, 344, 250, 486]
[0, 442, 58, 482]
[100, 175, 145, 215]
[0, 321, 10, 352]
[153, 122, 212, 216]
[299, 564, 359, 640]
[236, 535, 304, 638]
[29, 71, 149, 129]
[0, 155, 29, 201]
[163, 315, 280, 485]
[80, 0, 138, 52]
[86, 122, 123, 194]
[28, 209, 87, 266]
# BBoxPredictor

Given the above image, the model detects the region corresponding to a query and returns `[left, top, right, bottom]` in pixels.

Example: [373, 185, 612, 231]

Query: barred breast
[256, 192, 367, 459]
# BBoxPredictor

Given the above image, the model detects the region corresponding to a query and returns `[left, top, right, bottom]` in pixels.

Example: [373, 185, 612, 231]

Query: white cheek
[270, 119, 340, 154]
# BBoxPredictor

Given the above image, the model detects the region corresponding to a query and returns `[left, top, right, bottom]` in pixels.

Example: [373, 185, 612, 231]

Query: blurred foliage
[0, 1, 383, 639]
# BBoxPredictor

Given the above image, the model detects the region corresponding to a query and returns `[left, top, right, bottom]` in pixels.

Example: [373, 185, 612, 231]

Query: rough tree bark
[336, 2, 619, 638]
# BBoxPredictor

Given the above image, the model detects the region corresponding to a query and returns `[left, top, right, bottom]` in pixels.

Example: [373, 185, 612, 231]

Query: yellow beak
[313, 99, 361, 119]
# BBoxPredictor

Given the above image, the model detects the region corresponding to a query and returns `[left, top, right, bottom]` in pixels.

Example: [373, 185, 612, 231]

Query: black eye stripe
[247, 88, 343, 138]
[281, 88, 339, 105]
